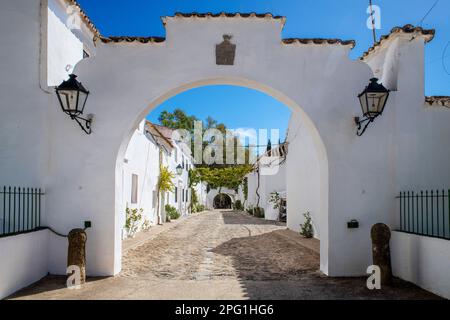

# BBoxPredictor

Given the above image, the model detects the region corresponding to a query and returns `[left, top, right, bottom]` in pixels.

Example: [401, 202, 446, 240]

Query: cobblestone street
[9, 211, 440, 300]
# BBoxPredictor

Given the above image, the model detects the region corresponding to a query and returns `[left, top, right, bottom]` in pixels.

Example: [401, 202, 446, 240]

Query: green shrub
[246, 205, 254, 215]
[191, 203, 205, 213]
[300, 212, 314, 238]
[253, 207, 265, 218]
[165, 204, 180, 220]
[269, 192, 281, 209]
[196, 204, 206, 212]
[125, 208, 143, 237]
[233, 200, 244, 211]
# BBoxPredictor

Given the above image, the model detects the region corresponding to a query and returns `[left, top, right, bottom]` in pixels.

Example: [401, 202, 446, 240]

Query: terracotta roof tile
[360, 24, 435, 60]
[66, 0, 100, 37]
[99, 36, 166, 44]
[162, 12, 286, 27]
[282, 38, 356, 48]
[145, 122, 174, 148]
[425, 96, 450, 108]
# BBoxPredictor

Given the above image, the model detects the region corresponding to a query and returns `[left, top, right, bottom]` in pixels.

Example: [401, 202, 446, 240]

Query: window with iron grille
[152, 190, 157, 208]
[175, 187, 178, 203]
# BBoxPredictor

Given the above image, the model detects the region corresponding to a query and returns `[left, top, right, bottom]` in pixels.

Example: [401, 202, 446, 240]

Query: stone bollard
[67, 228, 87, 284]
[370, 223, 393, 286]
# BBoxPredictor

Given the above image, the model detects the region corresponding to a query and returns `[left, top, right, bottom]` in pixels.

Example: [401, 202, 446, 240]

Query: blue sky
[78, 0, 450, 139]
[147, 85, 292, 145]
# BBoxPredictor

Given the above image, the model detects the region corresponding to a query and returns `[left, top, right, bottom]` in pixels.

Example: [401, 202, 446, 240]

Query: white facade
[1, 1, 450, 297]
[246, 144, 287, 221]
[391, 231, 450, 299]
[121, 120, 203, 237]
[286, 112, 324, 238]
[0, 229, 49, 299]
[120, 121, 161, 235]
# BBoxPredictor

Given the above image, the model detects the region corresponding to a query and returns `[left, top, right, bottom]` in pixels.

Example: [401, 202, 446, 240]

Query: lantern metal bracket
[71, 114, 93, 135]
[354, 116, 374, 136]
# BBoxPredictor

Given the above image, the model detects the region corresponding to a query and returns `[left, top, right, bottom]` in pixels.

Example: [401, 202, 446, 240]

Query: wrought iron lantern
[55, 74, 92, 134]
[355, 78, 390, 136]
[176, 164, 183, 176]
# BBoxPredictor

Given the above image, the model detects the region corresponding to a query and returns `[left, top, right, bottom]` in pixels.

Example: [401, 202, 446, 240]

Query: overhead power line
[419, 0, 439, 26]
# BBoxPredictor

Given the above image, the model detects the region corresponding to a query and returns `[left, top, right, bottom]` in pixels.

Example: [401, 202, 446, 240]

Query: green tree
[158, 109, 253, 166]
[190, 165, 253, 193]
[158, 109, 198, 132]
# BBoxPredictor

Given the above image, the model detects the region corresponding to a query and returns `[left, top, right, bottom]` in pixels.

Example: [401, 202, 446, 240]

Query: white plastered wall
[2, 3, 450, 281]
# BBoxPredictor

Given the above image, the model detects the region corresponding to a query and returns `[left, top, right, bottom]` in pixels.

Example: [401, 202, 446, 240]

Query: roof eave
[161, 12, 286, 29]
[360, 24, 435, 61]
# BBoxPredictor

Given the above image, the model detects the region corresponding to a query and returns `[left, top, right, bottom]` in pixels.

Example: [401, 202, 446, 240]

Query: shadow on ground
[211, 227, 441, 300]
[221, 210, 286, 227]
[7, 276, 109, 300]
[8, 211, 443, 300]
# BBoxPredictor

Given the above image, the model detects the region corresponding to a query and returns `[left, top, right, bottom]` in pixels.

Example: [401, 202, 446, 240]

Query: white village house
[245, 142, 288, 221]
[1, 0, 450, 299]
[121, 120, 207, 238]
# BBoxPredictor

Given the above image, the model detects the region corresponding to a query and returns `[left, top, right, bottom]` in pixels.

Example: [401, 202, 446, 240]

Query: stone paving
[8, 210, 441, 300]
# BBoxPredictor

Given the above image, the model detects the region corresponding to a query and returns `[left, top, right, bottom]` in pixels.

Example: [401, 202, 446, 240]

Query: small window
[182, 189, 185, 202]
[83, 50, 90, 59]
[182, 155, 185, 169]
[152, 190, 157, 208]
[186, 189, 189, 202]
[131, 174, 138, 204]
[175, 187, 178, 203]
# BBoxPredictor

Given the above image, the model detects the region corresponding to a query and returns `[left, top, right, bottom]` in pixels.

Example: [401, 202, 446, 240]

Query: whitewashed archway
[45, 15, 378, 277]
[114, 77, 329, 273]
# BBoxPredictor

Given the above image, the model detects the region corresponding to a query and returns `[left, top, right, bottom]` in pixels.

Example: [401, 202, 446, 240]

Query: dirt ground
[8, 211, 441, 300]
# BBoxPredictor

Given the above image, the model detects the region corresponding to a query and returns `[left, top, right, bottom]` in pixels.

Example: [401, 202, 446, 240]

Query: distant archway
[213, 194, 233, 209]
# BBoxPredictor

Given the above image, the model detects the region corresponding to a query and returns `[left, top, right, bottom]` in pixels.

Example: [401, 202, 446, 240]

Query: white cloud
[232, 128, 258, 145]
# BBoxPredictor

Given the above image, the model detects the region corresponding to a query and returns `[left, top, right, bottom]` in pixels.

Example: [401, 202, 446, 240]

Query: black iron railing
[397, 189, 450, 240]
[0, 186, 44, 237]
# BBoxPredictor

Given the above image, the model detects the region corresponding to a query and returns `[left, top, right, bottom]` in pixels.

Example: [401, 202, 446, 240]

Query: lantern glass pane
[359, 94, 369, 115]
[58, 89, 78, 113]
[367, 93, 381, 115]
[378, 93, 388, 114]
[78, 91, 88, 114]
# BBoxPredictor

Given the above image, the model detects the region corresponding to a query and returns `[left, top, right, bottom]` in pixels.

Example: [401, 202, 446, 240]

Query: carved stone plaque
[216, 35, 236, 65]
